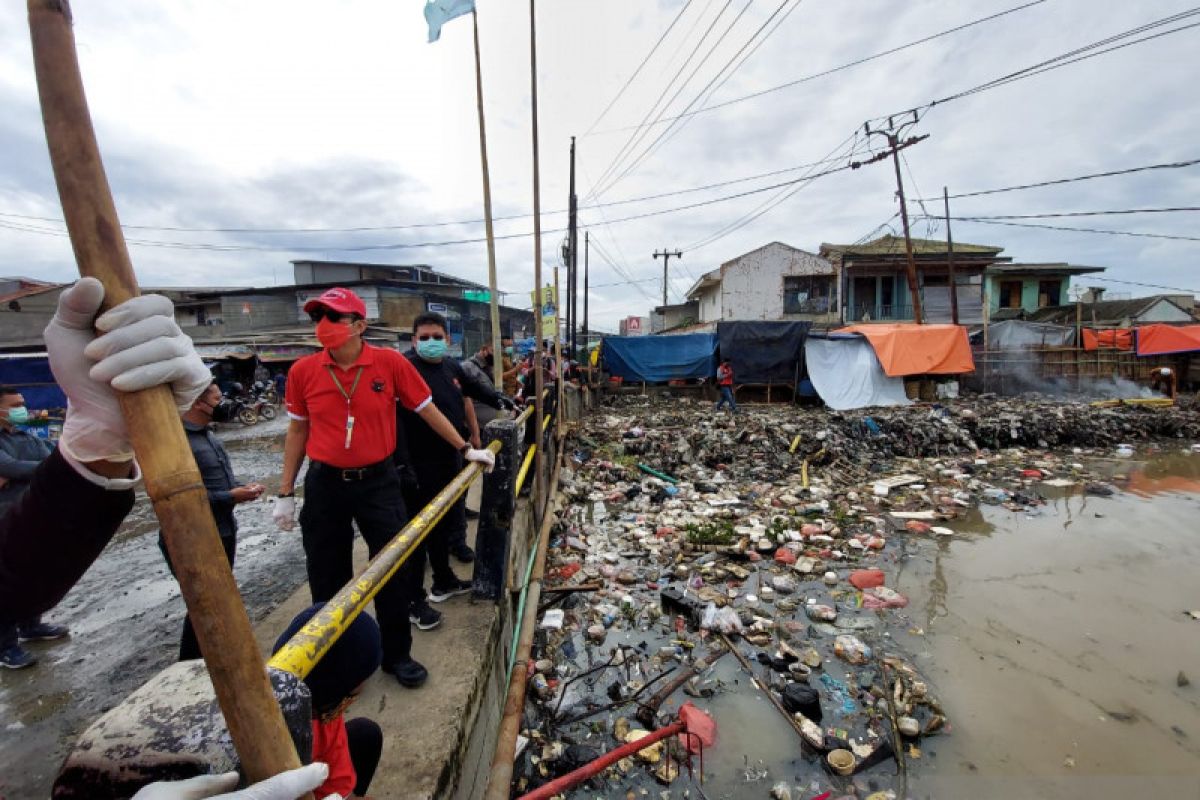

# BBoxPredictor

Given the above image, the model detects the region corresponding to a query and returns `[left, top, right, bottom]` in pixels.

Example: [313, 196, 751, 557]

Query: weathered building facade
[684, 242, 839, 326]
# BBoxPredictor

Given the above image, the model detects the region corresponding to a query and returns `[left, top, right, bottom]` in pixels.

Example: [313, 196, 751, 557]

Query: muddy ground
[0, 417, 306, 800]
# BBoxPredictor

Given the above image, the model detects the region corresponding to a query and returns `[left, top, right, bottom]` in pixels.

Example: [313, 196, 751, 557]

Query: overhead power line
[955, 206, 1200, 220]
[928, 216, 1200, 243]
[588, 0, 1047, 136]
[919, 158, 1200, 201]
[582, 0, 695, 137]
[873, 7, 1200, 124]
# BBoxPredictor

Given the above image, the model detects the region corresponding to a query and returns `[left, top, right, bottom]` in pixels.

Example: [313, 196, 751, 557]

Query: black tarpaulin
[717, 321, 812, 384]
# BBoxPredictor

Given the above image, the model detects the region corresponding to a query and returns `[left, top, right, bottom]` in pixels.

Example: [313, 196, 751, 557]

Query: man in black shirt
[398, 313, 506, 620]
[159, 382, 264, 660]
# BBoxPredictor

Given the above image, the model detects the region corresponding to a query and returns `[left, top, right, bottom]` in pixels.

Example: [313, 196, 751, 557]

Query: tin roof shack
[820, 235, 1008, 324]
[651, 300, 700, 333]
[1026, 294, 1197, 327]
[985, 263, 1106, 315]
[684, 242, 839, 326]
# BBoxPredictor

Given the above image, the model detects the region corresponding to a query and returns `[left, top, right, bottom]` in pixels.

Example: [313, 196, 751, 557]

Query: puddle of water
[895, 453, 1200, 799]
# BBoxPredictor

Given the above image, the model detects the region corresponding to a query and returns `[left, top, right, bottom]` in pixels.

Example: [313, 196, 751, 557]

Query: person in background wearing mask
[159, 382, 265, 661]
[0, 385, 68, 669]
[400, 313, 506, 608]
[500, 336, 520, 397]
[459, 342, 515, 520]
[273, 288, 494, 689]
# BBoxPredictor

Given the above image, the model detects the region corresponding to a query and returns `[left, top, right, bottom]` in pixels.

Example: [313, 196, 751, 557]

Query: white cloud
[1, 0, 1197, 328]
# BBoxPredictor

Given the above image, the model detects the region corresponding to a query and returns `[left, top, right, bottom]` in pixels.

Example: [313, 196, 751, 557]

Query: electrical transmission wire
[594, 0, 803, 198]
[926, 216, 1200, 243]
[872, 7, 1200, 124]
[918, 158, 1200, 201]
[587, 0, 737, 200]
[583, 0, 696, 137]
[950, 206, 1200, 220]
[587, 0, 1047, 136]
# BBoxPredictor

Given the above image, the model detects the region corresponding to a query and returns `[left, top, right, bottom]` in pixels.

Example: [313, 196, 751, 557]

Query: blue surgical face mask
[5, 406, 29, 425]
[417, 338, 448, 361]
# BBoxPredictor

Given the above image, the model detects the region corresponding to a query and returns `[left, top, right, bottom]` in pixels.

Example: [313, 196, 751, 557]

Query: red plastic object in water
[849, 569, 885, 590]
[677, 702, 716, 754]
[774, 547, 797, 565]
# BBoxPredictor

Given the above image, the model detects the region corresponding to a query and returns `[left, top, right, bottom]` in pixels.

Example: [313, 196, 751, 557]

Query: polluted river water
[693, 452, 1200, 800]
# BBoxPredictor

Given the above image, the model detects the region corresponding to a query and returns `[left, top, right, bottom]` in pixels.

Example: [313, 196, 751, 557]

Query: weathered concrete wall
[695, 285, 722, 323]
[718, 242, 838, 323]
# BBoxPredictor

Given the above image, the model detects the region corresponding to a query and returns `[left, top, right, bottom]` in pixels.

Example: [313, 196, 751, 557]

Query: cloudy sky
[1, 0, 1197, 330]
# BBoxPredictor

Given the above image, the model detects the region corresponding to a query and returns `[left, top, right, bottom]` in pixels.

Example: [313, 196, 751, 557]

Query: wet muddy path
[0, 418, 307, 800]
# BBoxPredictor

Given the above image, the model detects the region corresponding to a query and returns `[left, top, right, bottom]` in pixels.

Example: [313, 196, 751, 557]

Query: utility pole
[865, 116, 928, 324]
[567, 137, 578, 358]
[653, 248, 682, 309]
[943, 186, 959, 325]
[582, 230, 589, 355]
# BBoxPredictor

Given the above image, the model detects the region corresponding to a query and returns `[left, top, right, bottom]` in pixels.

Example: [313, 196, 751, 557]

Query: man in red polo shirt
[272, 287, 494, 688]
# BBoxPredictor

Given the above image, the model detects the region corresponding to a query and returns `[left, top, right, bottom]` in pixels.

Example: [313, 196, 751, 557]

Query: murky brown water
[893, 451, 1200, 799]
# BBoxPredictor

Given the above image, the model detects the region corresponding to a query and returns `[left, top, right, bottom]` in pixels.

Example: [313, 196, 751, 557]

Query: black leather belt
[311, 459, 391, 482]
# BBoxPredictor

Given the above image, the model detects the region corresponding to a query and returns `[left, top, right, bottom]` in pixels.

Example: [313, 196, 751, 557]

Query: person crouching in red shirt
[271, 287, 494, 689]
[274, 604, 382, 799]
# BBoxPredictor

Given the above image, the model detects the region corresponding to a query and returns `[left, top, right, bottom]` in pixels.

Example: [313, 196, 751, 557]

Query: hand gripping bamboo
[27, 1, 308, 791]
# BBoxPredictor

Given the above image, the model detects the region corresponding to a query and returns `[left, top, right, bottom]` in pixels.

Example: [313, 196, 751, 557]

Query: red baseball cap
[303, 287, 367, 318]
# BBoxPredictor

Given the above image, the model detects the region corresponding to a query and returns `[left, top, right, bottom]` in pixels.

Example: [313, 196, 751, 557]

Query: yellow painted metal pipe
[542, 413, 553, 432]
[514, 443, 538, 496]
[789, 434, 801, 454]
[268, 440, 502, 679]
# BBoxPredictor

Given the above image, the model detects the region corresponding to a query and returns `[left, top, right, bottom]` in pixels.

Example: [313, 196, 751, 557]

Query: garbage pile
[513, 396, 1199, 798]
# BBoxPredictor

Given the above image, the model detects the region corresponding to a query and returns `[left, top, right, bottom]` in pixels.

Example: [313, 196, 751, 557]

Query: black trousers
[401, 457, 467, 590]
[159, 533, 237, 662]
[345, 717, 382, 796]
[299, 460, 420, 665]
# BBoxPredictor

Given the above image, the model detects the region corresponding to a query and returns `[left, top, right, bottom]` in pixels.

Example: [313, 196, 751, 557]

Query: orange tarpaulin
[833, 323, 974, 377]
[1081, 328, 1133, 351]
[1136, 324, 1200, 356]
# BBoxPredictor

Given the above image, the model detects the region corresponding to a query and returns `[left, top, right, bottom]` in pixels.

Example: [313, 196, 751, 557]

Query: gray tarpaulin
[804, 337, 912, 411]
[971, 320, 1075, 348]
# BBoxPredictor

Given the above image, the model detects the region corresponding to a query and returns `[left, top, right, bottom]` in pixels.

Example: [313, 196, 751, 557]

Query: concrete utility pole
[653, 249, 682, 308]
[865, 117, 928, 324]
[582, 231, 589, 351]
[567, 137, 578, 357]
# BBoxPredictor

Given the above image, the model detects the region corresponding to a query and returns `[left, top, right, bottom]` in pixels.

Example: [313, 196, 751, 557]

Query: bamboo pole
[529, 0, 545, 516]
[554, 265, 563, 439]
[471, 10, 504, 391]
[26, 1, 306, 788]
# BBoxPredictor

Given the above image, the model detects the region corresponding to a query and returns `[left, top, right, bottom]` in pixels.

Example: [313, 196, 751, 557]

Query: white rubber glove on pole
[130, 762, 331, 799]
[272, 496, 297, 531]
[465, 447, 495, 473]
[45, 277, 212, 463]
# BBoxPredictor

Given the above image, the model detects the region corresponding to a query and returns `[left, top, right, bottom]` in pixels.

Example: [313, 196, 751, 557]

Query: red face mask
[316, 318, 354, 350]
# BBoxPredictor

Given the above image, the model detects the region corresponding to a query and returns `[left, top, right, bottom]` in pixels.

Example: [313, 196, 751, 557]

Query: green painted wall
[987, 276, 1071, 312]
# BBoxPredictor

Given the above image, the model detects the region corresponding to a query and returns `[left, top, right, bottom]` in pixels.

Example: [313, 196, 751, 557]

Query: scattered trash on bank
[512, 395, 1200, 797]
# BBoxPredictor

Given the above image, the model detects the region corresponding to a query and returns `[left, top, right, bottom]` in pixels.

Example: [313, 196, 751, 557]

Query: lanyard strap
[326, 365, 365, 403]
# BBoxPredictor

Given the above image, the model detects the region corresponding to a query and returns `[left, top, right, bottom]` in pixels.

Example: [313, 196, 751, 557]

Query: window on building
[783, 275, 833, 314]
[1038, 280, 1061, 307]
[998, 280, 1023, 309]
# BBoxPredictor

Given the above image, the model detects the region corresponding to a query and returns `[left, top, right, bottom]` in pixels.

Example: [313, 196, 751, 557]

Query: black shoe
[451, 543, 476, 563]
[1, 644, 36, 669]
[18, 622, 68, 642]
[428, 577, 472, 603]
[409, 602, 443, 631]
[465, 507, 480, 520]
[384, 658, 428, 688]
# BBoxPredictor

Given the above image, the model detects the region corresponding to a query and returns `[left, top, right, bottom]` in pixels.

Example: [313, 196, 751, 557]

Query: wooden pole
[889, 133, 923, 324]
[943, 186, 959, 325]
[529, 0, 545, 512]
[26, 0, 306, 788]
[472, 10, 503, 390]
[554, 266, 563, 438]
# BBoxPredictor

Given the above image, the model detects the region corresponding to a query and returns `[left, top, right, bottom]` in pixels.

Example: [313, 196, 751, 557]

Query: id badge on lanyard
[327, 366, 365, 449]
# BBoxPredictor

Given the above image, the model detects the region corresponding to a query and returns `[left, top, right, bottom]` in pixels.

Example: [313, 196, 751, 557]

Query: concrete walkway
[252, 481, 501, 800]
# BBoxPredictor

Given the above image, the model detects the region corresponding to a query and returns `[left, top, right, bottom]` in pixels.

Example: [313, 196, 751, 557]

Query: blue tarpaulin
[0, 355, 66, 410]
[602, 334, 717, 383]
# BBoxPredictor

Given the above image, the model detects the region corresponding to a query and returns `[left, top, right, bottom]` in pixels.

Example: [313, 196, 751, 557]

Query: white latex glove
[45, 278, 212, 462]
[465, 447, 495, 473]
[272, 496, 297, 531]
[130, 762, 330, 799]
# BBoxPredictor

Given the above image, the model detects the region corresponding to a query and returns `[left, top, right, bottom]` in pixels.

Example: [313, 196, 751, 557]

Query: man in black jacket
[159, 382, 264, 659]
[0, 386, 68, 668]
[398, 313, 507, 623]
